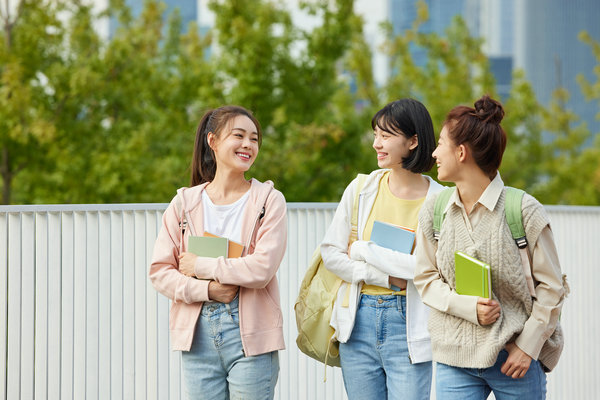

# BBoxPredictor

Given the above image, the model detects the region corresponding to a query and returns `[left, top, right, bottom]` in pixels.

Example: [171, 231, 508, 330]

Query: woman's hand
[178, 252, 198, 277]
[389, 276, 407, 290]
[501, 342, 532, 378]
[208, 281, 239, 303]
[476, 297, 501, 325]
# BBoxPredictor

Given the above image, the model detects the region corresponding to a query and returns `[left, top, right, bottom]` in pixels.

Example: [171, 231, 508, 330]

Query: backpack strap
[350, 174, 368, 241]
[433, 187, 455, 240]
[341, 173, 368, 309]
[505, 187, 527, 248]
[505, 187, 536, 297]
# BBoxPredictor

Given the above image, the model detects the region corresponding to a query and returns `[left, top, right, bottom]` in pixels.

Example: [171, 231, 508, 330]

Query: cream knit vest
[420, 188, 563, 370]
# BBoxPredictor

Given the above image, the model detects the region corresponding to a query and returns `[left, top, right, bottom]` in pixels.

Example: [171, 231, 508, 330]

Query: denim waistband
[359, 294, 405, 308]
[201, 295, 239, 316]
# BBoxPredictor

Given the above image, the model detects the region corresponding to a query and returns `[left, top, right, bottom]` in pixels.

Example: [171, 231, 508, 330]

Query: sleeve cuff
[194, 256, 217, 280]
[352, 261, 389, 287]
[515, 317, 549, 359]
[448, 293, 480, 326]
[349, 241, 365, 261]
[185, 278, 211, 303]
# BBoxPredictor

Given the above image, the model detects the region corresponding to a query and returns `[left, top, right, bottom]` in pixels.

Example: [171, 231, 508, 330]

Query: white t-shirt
[202, 189, 250, 244]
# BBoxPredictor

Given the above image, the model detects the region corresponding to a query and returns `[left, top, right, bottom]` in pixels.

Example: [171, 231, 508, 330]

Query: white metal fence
[1, 203, 598, 400]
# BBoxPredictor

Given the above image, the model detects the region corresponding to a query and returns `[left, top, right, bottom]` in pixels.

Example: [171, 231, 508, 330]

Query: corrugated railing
[1, 203, 598, 400]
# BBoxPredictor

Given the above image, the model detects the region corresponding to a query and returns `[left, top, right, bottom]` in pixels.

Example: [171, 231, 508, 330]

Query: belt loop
[225, 302, 231, 315]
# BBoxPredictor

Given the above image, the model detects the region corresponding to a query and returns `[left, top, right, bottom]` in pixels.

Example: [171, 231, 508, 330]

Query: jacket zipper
[239, 206, 266, 356]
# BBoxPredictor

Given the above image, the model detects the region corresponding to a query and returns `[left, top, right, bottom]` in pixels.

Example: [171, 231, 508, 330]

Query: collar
[444, 172, 504, 213]
[360, 169, 444, 198]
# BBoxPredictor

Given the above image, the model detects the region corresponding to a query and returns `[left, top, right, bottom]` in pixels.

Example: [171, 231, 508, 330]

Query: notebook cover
[454, 251, 491, 299]
[188, 236, 228, 258]
[370, 220, 416, 254]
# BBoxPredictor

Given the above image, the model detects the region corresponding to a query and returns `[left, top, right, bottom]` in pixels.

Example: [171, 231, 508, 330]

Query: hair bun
[474, 95, 504, 125]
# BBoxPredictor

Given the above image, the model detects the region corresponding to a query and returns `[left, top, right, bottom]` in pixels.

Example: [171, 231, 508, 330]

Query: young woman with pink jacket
[149, 105, 287, 400]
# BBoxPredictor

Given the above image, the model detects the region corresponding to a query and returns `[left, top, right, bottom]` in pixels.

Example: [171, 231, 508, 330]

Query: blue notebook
[370, 220, 416, 255]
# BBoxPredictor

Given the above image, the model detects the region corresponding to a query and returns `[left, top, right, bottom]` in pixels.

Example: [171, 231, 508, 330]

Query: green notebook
[454, 251, 492, 299]
[188, 236, 228, 258]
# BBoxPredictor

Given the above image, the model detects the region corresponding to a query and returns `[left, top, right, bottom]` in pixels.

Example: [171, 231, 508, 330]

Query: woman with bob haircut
[414, 95, 567, 399]
[150, 105, 287, 400]
[321, 98, 443, 399]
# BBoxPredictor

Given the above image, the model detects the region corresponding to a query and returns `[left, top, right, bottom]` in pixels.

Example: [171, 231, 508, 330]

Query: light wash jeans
[339, 294, 432, 400]
[181, 296, 279, 400]
[436, 349, 547, 400]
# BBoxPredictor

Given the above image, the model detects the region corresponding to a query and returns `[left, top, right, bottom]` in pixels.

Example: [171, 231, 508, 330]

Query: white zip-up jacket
[321, 169, 444, 363]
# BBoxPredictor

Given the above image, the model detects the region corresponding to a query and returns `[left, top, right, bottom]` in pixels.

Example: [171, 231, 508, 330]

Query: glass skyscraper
[514, 0, 600, 135]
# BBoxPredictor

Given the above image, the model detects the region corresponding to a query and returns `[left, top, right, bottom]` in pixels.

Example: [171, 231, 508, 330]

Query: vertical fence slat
[86, 212, 100, 400]
[110, 212, 124, 400]
[98, 211, 111, 399]
[0, 212, 7, 400]
[134, 211, 148, 400]
[21, 213, 35, 399]
[123, 211, 136, 400]
[35, 213, 48, 400]
[146, 210, 159, 400]
[60, 212, 74, 400]
[7, 213, 22, 400]
[47, 212, 62, 399]
[73, 212, 87, 400]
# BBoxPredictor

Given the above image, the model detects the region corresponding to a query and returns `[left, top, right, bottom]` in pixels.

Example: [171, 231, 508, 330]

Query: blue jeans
[181, 297, 279, 400]
[436, 349, 547, 400]
[339, 294, 432, 400]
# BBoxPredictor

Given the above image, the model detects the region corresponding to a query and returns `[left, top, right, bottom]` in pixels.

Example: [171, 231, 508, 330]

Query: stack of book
[188, 233, 244, 258]
[370, 220, 415, 254]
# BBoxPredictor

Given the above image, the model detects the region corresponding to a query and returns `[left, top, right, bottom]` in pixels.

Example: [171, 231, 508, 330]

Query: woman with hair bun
[414, 95, 567, 399]
[150, 106, 287, 399]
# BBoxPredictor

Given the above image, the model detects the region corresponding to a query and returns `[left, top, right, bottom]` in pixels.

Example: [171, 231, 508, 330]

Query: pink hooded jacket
[149, 179, 287, 356]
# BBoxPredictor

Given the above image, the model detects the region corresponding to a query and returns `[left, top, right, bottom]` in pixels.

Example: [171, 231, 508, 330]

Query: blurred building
[514, 0, 600, 134]
[389, 0, 466, 67]
[467, 0, 515, 100]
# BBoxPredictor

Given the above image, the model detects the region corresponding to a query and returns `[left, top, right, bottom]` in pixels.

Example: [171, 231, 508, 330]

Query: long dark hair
[190, 105, 262, 186]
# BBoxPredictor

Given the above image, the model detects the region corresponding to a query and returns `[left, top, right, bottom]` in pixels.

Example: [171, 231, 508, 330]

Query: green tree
[9, 0, 217, 203]
[500, 70, 545, 190]
[526, 30, 600, 205]
[208, 0, 377, 201]
[0, 0, 62, 204]
[3, 0, 599, 205]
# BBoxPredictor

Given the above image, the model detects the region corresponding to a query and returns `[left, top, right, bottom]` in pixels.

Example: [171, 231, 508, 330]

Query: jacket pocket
[169, 301, 202, 330]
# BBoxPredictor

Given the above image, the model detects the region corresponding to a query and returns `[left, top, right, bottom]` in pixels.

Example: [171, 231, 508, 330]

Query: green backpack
[433, 186, 536, 297]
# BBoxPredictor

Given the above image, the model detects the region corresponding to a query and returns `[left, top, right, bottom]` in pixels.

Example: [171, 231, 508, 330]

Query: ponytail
[191, 110, 217, 186]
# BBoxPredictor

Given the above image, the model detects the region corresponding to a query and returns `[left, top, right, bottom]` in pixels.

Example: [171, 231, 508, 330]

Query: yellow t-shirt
[361, 171, 426, 295]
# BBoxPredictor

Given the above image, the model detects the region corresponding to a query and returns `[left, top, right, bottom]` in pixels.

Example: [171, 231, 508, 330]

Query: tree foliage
[0, 0, 599, 205]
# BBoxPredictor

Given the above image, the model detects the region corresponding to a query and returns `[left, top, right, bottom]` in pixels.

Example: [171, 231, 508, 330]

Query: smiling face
[432, 124, 461, 182]
[372, 123, 417, 169]
[209, 115, 259, 174]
